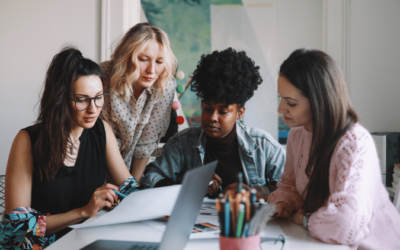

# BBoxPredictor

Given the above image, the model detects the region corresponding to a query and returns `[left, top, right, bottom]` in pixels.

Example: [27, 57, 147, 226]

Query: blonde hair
[110, 22, 177, 101]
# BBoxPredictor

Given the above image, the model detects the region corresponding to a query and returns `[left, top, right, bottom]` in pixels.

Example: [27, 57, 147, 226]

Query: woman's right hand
[81, 183, 119, 218]
[273, 201, 291, 218]
[207, 173, 223, 196]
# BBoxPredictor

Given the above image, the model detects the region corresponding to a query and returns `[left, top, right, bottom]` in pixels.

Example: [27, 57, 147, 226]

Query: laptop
[81, 161, 217, 250]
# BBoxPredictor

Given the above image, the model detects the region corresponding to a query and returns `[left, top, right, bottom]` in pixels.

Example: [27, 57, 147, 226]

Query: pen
[219, 197, 226, 236]
[213, 172, 223, 193]
[235, 204, 245, 238]
[250, 189, 257, 203]
[229, 192, 236, 236]
[235, 192, 242, 218]
[113, 190, 126, 198]
[225, 199, 231, 237]
[215, 196, 225, 237]
[242, 222, 250, 237]
[250, 189, 257, 218]
[237, 173, 243, 193]
[244, 196, 250, 223]
[241, 196, 247, 236]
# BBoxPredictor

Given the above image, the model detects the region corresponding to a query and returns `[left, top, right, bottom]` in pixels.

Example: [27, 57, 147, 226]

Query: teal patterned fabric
[0, 207, 55, 249]
[119, 176, 148, 197]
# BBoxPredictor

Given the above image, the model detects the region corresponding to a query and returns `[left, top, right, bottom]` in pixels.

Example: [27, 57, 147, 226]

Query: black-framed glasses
[70, 93, 109, 111]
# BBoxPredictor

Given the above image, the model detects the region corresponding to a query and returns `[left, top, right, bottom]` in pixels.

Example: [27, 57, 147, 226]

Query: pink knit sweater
[268, 124, 400, 249]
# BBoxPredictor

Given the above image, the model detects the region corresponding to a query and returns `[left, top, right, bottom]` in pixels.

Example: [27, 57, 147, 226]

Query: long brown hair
[279, 49, 358, 213]
[110, 22, 177, 101]
[33, 47, 102, 180]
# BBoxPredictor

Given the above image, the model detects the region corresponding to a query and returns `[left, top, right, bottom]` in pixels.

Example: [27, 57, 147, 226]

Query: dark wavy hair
[279, 49, 358, 214]
[190, 47, 262, 106]
[32, 47, 102, 180]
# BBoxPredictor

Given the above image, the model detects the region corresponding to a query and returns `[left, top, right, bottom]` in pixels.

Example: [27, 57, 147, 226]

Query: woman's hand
[223, 182, 250, 196]
[273, 201, 292, 218]
[291, 209, 304, 226]
[81, 183, 119, 218]
[207, 173, 222, 196]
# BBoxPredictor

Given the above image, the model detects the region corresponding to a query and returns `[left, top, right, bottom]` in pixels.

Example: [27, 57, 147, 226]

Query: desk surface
[47, 214, 349, 250]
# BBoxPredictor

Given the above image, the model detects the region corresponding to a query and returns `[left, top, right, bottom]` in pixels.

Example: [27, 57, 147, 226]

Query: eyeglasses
[70, 93, 109, 111]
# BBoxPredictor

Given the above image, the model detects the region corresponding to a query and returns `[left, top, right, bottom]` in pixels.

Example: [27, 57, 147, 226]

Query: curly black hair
[190, 47, 262, 107]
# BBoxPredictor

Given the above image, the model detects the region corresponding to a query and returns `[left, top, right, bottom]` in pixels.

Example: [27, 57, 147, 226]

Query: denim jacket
[142, 120, 286, 188]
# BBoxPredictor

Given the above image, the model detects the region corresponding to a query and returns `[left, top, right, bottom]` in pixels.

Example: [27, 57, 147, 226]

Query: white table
[47, 213, 349, 250]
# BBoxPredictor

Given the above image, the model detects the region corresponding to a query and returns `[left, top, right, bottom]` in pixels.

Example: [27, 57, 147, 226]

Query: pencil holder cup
[219, 234, 260, 250]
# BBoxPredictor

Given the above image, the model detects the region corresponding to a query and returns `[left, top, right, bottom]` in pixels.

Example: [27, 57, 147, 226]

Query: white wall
[275, 0, 324, 70]
[347, 0, 400, 133]
[0, 0, 101, 174]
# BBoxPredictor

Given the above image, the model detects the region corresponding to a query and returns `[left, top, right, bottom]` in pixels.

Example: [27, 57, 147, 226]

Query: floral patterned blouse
[99, 61, 175, 169]
[0, 176, 142, 249]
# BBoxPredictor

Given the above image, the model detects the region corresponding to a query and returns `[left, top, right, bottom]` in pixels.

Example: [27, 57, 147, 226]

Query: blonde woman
[100, 22, 177, 182]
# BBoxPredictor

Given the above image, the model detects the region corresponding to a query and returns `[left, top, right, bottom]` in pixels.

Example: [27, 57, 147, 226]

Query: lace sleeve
[308, 129, 374, 246]
[0, 207, 56, 249]
[267, 129, 303, 211]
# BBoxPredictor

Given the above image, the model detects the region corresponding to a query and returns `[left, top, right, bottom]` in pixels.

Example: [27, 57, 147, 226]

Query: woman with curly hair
[1, 47, 141, 249]
[100, 22, 177, 182]
[142, 48, 285, 198]
[268, 49, 400, 249]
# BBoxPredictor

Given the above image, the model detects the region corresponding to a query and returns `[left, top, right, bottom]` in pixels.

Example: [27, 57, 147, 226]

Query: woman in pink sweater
[268, 49, 400, 249]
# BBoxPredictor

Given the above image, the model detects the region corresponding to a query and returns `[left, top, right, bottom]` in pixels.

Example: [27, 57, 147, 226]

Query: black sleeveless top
[23, 119, 107, 238]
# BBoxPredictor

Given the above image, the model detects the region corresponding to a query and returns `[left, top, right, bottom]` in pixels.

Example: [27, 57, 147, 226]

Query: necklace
[69, 132, 82, 155]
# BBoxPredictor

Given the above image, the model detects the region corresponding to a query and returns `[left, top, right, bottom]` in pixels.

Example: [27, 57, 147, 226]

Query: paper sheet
[70, 185, 181, 229]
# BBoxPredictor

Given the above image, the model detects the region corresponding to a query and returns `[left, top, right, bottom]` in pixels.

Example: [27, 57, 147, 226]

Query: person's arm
[252, 146, 286, 200]
[5, 131, 34, 213]
[305, 130, 376, 245]
[142, 137, 182, 188]
[103, 120, 132, 185]
[102, 120, 144, 197]
[131, 79, 175, 182]
[4, 131, 119, 239]
[130, 157, 150, 182]
[267, 129, 303, 214]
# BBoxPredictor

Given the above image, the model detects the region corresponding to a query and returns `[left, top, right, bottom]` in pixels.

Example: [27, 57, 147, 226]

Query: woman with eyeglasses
[0, 47, 141, 249]
[100, 22, 177, 182]
[268, 49, 400, 249]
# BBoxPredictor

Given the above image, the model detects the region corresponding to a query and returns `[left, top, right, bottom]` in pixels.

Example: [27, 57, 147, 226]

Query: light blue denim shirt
[142, 120, 286, 188]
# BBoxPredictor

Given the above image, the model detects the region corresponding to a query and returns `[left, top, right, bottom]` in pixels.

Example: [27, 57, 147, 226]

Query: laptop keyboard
[128, 245, 158, 250]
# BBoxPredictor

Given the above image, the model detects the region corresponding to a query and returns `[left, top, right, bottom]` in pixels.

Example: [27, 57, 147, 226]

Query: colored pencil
[235, 204, 245, 237]
[113, 190, 126, 198]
